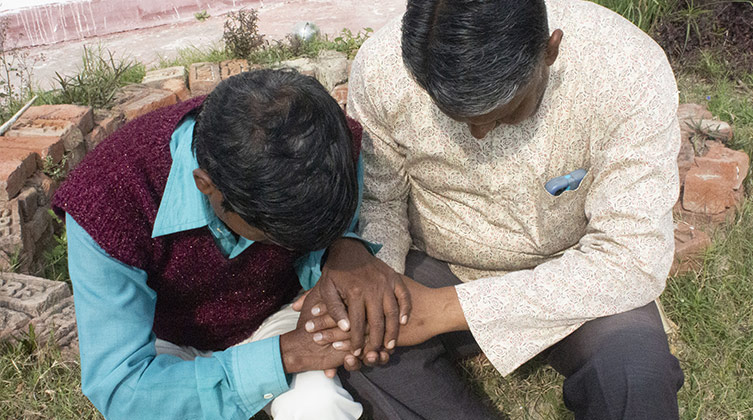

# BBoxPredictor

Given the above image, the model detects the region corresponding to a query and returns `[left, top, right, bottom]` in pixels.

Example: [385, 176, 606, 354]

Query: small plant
[194, 10, 210, 22]
[54, 45, 144, 109]
[42, 210, 68, 283]
[42, 153, 68, 182]
[331, 27, 373, 59]
[223, 9, 265, 59]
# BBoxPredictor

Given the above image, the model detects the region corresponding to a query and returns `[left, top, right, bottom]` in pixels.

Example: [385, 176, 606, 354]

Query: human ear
[192, 168, 217, 196]
[545, 29, 563, 66]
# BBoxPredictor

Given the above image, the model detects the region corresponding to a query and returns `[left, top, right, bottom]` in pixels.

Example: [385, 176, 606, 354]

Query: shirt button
[263, 393, 274, 400]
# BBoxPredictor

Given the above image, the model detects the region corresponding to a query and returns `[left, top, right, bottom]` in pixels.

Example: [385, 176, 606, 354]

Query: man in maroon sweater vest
[55, 70, 411, 419]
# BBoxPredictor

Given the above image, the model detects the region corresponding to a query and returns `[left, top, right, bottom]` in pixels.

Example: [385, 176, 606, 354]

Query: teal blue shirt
[67, 116, 379, 420]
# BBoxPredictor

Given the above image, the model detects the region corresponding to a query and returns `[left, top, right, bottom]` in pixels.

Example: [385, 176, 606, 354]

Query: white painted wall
[0, 0, 75, 12]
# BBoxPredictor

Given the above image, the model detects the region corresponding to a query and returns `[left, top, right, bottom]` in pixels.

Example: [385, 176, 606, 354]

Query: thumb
[291, 290, 311, 312]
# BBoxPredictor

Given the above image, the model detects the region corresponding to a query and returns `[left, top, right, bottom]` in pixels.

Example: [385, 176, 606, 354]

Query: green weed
[194, 10, 210, 22]
[54, 45, 144, 109]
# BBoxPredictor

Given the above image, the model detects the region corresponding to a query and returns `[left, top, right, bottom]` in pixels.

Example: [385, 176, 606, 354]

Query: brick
[15, 187, 38, 222]
[19, 104, 94, 135]
[6, 119, 84, 152]
[143, 66, 191, 102]
[677, 103, 712, 123]
[30, 295, 77, 351]
[331, 83, 348, 112]
[0, 272, 71, 317]
[0, 307, 30, 343]
[85, 109, 125, 151]
[696, 119, 733, 143]
[161, 78, 191, 102]
[276, 57, 316, 78]
[142, 66, 187, 87]
[23, 206, 50, 243]
[112, 84, 178, 121]
[314, 50, 348, 92]
[189, 62, 221, 96]
[697, 141, 749, 189]
[0, 136, 65, 165]
[682, 147, 747, 216]
[670, 221, 711, 276]
[66, 141, 87, 171]
[25, 172, 57, 204]
[220, 59, 258, 80]
[0, 149, 37, 201]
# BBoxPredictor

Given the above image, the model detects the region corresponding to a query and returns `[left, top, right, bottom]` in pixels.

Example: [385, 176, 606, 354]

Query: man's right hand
[279, 327, 360, 375]
[279, 286, 362, 376]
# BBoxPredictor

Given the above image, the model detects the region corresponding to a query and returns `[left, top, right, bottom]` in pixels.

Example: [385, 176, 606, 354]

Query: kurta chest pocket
[535, 169, 592, 256]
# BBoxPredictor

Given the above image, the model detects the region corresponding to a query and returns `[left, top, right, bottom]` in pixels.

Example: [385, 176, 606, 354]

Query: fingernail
[311, 306, 320, 316]
[313, 333, 323, 342]
[346, 356, 356, 366]
[333, 341, 344, 349]
[401, 315, 408, 325]
[367, 355, 377, 363]
[387, 340, 396, 349]
[338, 319, 350, 331]
[305, 321, 315, 332]
[353, 348, 362, 357]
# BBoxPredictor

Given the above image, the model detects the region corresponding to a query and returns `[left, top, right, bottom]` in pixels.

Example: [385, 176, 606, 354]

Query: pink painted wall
[2, 0, 270, 48]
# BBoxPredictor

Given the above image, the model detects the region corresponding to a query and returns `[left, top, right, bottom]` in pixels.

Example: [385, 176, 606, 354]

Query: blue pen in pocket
[545, 169, 588, 196]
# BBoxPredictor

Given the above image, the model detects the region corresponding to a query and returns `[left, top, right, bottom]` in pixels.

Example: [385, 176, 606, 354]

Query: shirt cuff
[231, 336, 290, 414]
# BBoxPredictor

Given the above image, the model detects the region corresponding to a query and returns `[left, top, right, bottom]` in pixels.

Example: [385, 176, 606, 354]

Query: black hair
[401, 0, 550, 117]
[193, 69, 357, 252]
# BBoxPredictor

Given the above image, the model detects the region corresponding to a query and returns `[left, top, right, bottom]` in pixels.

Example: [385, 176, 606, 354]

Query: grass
[591, 0, 676, 33]
[0, 327, 101, 419]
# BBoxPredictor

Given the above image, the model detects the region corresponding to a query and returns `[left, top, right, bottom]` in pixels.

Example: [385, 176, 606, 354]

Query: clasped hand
[292, 238, 412, 370]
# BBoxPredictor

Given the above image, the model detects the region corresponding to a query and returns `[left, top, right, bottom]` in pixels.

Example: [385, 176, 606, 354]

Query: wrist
[428, 286, 468, 334]
[278, 332, 301, 374]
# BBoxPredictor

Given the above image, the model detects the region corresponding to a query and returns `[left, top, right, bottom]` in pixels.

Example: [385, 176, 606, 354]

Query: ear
[545, 29, 563, 66]
[193, 168, 217, 196]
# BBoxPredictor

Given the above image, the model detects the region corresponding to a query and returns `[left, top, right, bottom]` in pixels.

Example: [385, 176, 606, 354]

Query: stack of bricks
[0, 272, 78, 357]
[0, 104, 124, 272]
[670, 103, 749, 276]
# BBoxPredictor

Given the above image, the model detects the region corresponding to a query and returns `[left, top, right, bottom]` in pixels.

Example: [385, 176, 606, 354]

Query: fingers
[364, 292, 386, 355]
[304, 314, 337, 333]
[343, 354, 362, 371]
[291, 289, 311, 312]
[324, 368, 337, 379]
[348, 296, 367, 354]
[362, 350, 381, 366]
[312, 327, 350, 345]
[382, 292, 399, 351]
[319, 275, 351, 332]
[395, 275, 412, 325]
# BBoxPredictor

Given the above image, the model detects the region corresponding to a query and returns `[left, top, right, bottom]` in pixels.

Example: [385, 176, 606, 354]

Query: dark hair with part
[193, 69, 357, 252]
[402, 0, 550, 117]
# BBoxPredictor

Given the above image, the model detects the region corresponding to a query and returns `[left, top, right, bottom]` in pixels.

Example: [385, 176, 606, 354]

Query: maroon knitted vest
[53, 97, 362, 350]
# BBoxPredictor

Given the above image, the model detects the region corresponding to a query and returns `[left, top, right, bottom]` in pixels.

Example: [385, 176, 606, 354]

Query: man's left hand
[294, 238, 412, 365]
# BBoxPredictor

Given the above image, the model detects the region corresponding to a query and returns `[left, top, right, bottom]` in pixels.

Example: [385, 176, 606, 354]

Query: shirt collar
[151, 116, 255, 258]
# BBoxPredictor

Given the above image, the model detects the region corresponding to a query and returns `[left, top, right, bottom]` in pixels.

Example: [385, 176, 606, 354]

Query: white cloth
[156, 298, 363, 420]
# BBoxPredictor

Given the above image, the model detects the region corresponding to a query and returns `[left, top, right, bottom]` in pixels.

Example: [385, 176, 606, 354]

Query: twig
[0, 94, 37, 136]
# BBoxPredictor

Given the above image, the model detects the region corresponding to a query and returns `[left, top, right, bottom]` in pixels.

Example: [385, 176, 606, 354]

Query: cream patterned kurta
[349, 0, 681, 376]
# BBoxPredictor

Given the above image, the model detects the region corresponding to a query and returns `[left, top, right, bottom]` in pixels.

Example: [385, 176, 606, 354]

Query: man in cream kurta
[337, 0, 685, 418]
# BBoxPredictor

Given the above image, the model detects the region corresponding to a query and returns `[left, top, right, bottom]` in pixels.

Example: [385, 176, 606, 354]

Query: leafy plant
[194, 10, 210, 22]
[42, 153, 69, 182]
[42, 210, 69, 283]
[331, 28, 373, 59]
[54, 45, 144, 109]
[223, 9, 265, 59]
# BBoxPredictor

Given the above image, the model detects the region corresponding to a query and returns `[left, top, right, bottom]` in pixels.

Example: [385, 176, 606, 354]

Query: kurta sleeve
[347, 49, 413, 274]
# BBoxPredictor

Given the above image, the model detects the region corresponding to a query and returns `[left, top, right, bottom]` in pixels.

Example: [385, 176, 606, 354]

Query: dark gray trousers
[339, 251, 684, 420]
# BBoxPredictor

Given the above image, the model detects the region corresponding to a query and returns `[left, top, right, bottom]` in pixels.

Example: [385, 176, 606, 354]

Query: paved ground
[19, 0, 405, 91]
